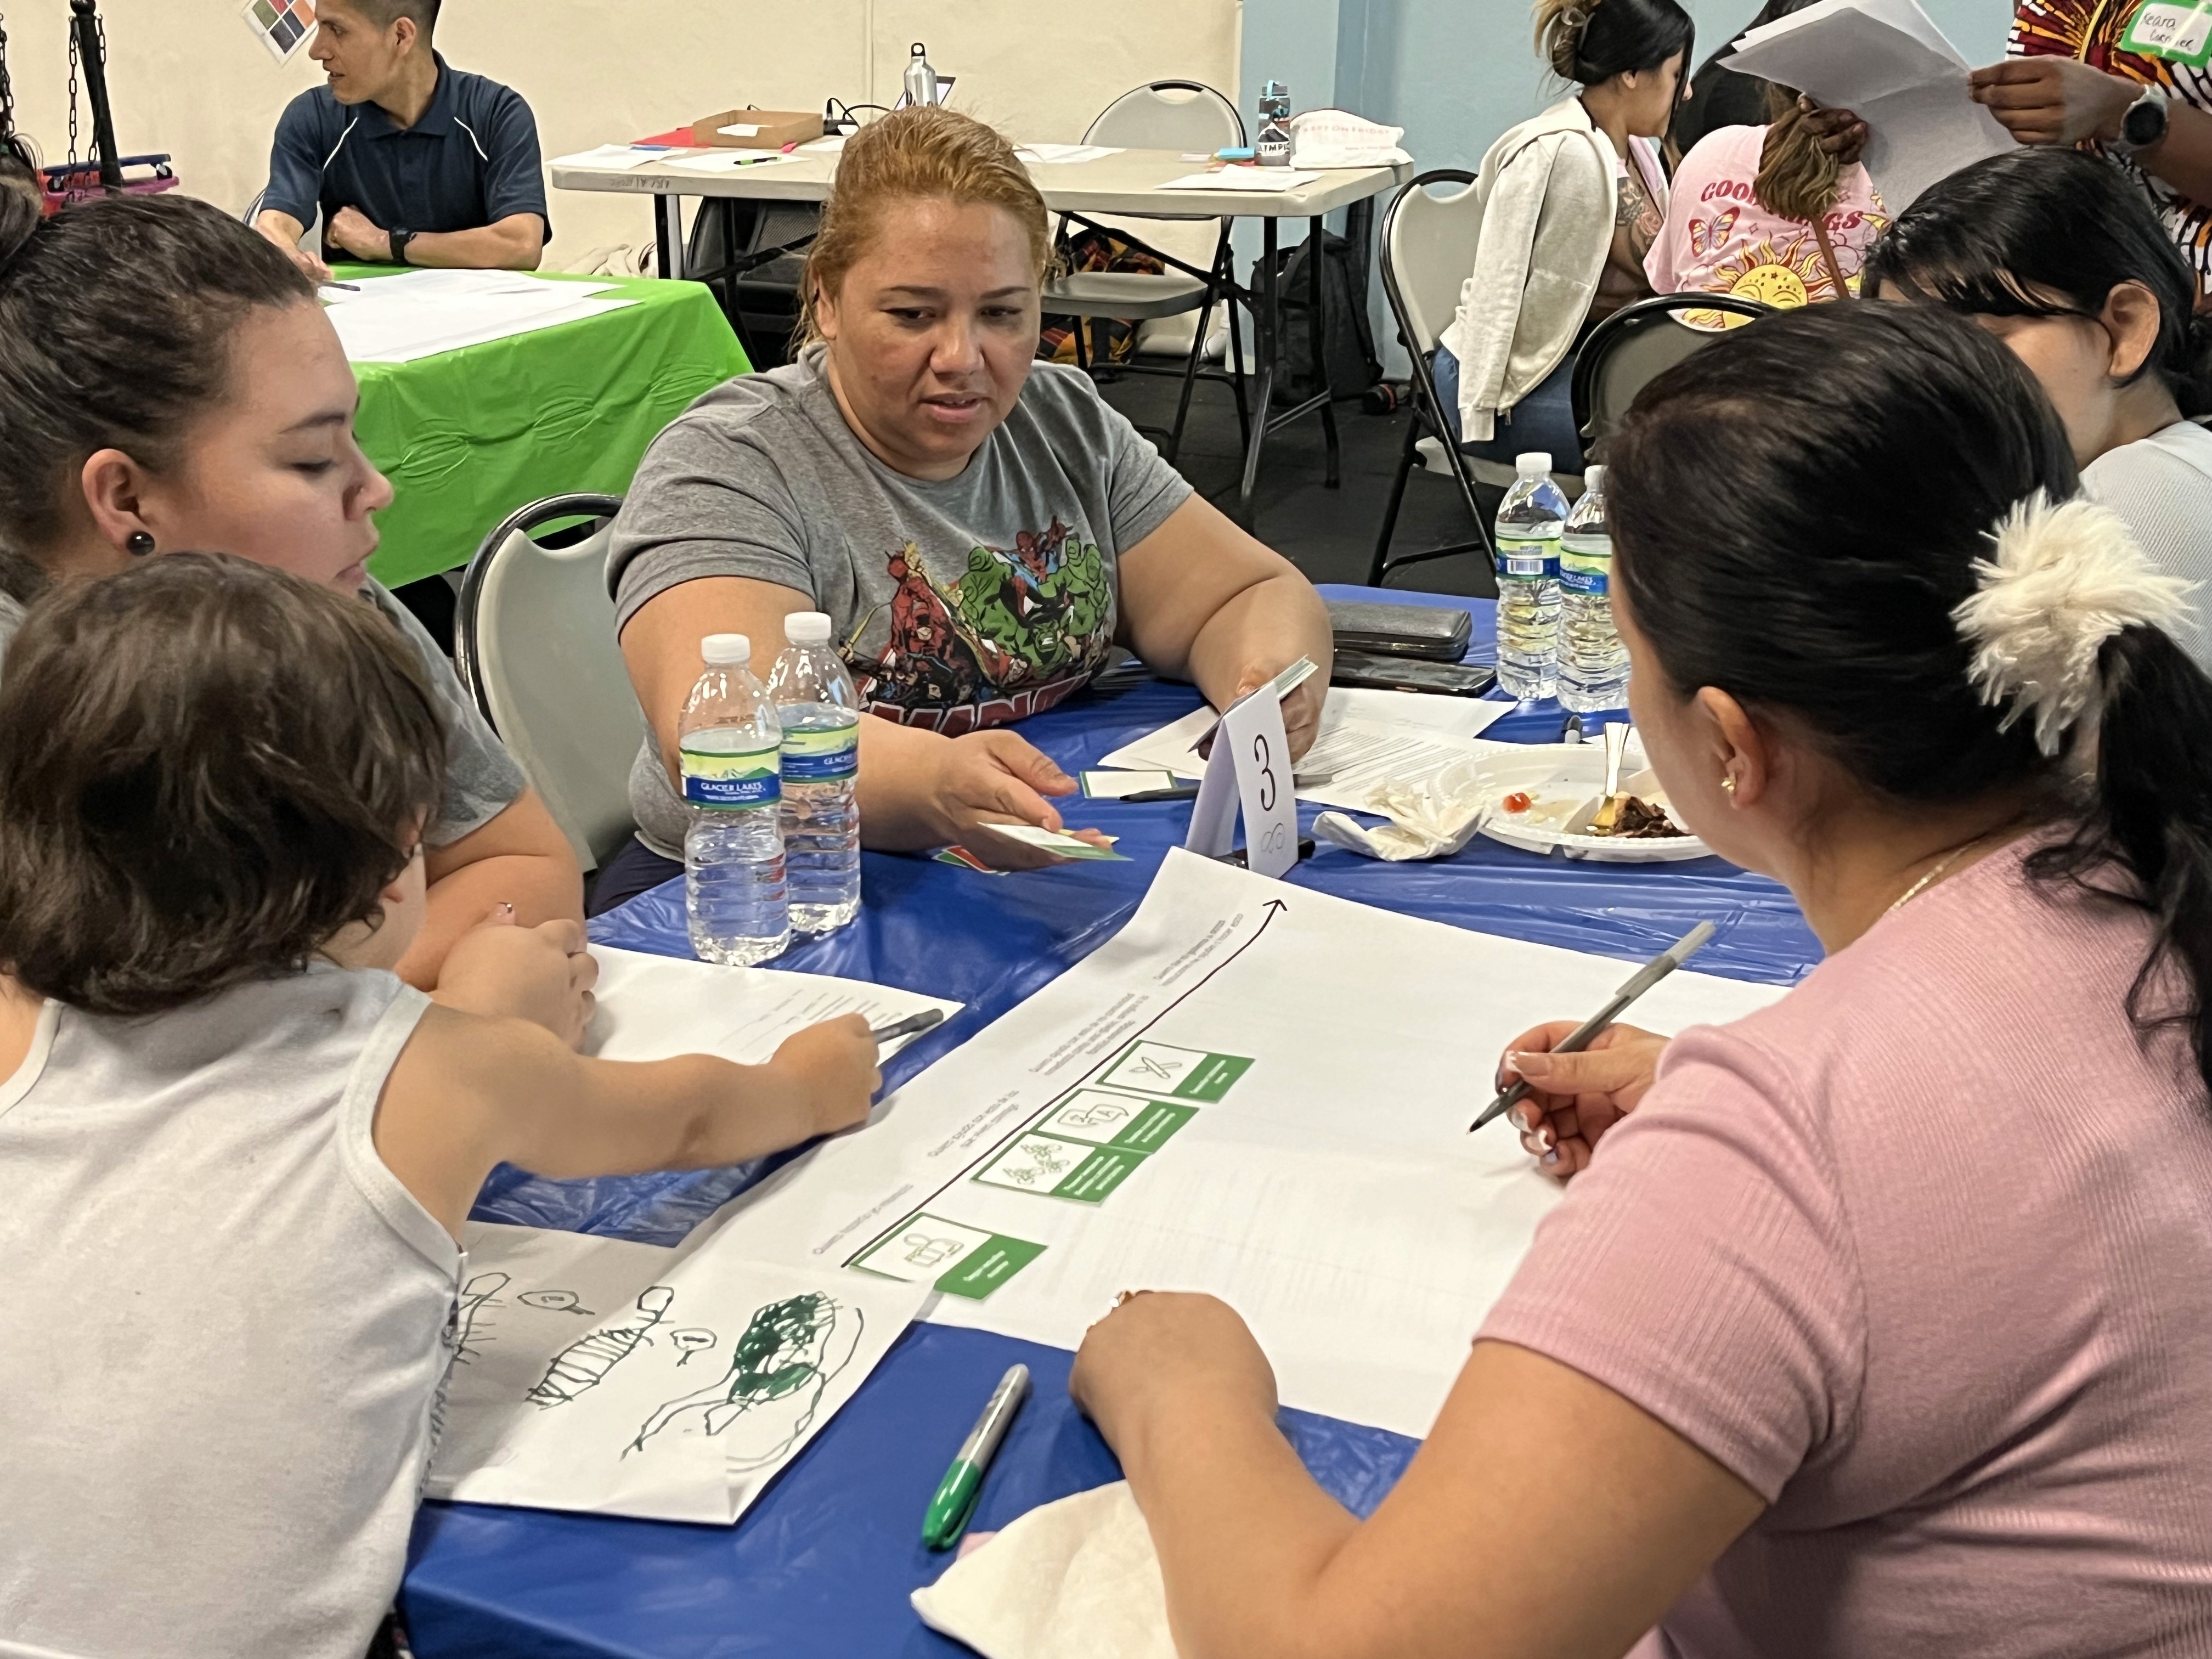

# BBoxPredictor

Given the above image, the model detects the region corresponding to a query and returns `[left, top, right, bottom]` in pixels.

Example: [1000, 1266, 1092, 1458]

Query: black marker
[870, 1008, 947, 1044]
[1123, 785, 1200, 803]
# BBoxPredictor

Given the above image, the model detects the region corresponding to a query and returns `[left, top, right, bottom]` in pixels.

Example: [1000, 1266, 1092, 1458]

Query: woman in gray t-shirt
[0, 191, 583, 988]
[610, 106, 1333, 877]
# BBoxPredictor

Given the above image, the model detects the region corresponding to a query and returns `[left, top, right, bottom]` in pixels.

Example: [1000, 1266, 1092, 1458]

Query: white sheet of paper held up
[1722, 0, 2011, 210]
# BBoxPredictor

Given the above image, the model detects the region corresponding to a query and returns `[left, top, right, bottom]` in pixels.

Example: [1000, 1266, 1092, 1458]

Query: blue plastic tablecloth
[404, 588, 1820, 1658]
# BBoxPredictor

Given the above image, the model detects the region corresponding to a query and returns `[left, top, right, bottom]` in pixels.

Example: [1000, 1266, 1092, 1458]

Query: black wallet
[1325, 599, 1474, 662]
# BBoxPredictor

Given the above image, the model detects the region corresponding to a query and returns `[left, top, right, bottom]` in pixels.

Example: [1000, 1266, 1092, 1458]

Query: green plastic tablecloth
[335, 266, 751, 588]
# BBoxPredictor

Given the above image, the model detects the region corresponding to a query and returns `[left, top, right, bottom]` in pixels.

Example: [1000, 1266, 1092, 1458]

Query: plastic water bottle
[1493, 452, 1570, 701]
[680, 634, 789, 966]
[1557, 465, 1629, 713]
[769, 612, 862, 935]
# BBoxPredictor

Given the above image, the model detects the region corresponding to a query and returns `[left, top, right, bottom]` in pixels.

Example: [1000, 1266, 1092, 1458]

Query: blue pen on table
[922, 1363, 1030, 1549]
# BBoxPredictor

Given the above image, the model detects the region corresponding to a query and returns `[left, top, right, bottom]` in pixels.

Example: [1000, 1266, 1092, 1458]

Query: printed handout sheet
[696, 851, 1787, 1437]
[1098, 687, 1514, 816]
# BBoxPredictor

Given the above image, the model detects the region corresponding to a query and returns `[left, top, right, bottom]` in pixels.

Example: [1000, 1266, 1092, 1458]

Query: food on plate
[1598, 796, 1688, 839]
[1502, 791, 1532, 814]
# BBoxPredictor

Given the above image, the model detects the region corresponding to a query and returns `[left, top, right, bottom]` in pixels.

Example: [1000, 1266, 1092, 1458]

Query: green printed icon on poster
[1034, 1090, 1199, 1151]
[1097, 1040, 1254, 1102]
[850, 1213, 1046, 1301]
[975, 1133, 1151, 1204]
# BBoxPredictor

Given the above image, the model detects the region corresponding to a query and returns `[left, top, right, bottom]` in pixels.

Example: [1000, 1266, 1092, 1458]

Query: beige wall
[5, 0, 1240, 266]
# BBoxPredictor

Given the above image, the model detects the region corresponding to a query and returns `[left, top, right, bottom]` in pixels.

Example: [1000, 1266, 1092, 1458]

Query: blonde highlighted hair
[798, 106, 1053, 347]
[1752, 82, 1846, 223]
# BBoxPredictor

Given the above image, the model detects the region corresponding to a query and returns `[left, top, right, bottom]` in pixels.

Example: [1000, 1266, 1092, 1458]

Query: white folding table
[551, 145, 1412, 523]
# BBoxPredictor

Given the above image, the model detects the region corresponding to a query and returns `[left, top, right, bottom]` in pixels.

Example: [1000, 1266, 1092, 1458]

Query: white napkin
[1289, 109, 1413, 170]
[1312, 774, 1486, 861]
[911, 1481, 1176, 1659]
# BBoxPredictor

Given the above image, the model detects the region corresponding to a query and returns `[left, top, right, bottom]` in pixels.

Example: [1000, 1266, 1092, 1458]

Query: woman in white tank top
[0, 556, 882, 1659]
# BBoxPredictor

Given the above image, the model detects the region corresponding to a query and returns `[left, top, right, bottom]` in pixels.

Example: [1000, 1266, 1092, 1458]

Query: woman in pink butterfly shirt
[1646, 87, 1887, 317]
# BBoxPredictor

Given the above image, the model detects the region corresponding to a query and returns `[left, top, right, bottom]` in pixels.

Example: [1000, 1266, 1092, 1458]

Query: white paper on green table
[326, 269, 632, 364]
[695, 851, 1786, 1437]
[1079, 769, 1180, 799]
[1097, 686, 1513, 811]
[583, 946, 962, 1063]
[427, 1222, 927, 1523]
[1156, 167, 1319, 191]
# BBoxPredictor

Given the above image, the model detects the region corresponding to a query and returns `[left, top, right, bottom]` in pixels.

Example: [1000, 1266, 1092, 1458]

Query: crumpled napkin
[1313, 775, 1487, 861]
[911, 1481, 1175, 1659]
[1289, 109, 1414, 170]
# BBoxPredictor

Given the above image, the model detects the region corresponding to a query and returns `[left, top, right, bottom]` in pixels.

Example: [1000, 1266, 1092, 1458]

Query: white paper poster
[428, 1223, 926, 1523]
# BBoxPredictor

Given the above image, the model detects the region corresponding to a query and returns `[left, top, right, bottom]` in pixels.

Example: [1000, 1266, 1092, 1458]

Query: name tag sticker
[2123, 0, 2212, 64]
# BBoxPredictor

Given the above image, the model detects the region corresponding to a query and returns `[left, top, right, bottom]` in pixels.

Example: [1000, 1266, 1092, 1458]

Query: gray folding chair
[1042, 80, 1249, 461]
[454, 494, 643, 874]
[1570, 291, 1774, 449]
[1368, 170, 1493, 587]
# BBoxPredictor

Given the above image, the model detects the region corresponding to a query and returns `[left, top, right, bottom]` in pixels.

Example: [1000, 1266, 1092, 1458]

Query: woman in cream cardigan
[1434, 0, 1694, 471]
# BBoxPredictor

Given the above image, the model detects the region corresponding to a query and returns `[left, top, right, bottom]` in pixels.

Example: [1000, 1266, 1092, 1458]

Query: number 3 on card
[1184, 686, 1298, 877]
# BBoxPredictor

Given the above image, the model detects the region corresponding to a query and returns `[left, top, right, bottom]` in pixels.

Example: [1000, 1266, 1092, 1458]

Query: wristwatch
[387, 227, 419, 265]
[2116, 87, 2170, 157]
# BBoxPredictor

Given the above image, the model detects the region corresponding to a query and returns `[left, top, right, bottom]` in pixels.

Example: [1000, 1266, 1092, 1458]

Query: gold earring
[1721, 775, 1737, 796]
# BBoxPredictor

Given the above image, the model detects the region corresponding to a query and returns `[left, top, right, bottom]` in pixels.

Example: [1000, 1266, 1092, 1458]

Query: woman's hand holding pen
[1496, 1022, 1669, 1180]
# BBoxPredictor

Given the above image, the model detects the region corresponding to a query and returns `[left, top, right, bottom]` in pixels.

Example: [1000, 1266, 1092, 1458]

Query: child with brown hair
[0, 554, 878, 1659]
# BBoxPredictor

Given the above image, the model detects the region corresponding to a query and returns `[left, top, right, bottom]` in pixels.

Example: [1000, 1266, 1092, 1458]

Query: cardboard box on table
[692, 109, 825, 149]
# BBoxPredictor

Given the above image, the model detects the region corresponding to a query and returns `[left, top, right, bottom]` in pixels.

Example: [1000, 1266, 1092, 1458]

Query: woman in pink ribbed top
[1069, 302, 2212, 1657]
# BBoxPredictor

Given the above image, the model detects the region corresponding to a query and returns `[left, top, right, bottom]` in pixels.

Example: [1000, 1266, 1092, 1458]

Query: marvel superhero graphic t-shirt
[608, 346, 1193, 859]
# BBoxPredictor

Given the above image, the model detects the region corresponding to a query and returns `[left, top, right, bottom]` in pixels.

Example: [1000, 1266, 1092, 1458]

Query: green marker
[921, 1363, 1030, 1550]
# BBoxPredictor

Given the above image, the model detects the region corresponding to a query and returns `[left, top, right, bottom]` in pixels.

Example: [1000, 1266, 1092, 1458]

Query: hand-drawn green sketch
[453, 1271, 510, 1364]
[627, 1293, 864, 1469]
[669, 1328, 718, 1366]
[517, 1289, 598, 1317]
[525, 1285, 675, 1409]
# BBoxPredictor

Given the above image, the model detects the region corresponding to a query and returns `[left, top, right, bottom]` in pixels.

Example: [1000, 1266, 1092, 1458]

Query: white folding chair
[1368, 170, 1494, 586]
[453, 494, 643, 873]
[1041, 80, 1249, 461]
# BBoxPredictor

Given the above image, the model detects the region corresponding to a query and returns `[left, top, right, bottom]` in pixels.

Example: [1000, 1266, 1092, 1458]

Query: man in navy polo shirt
[253, 0, 548, 281]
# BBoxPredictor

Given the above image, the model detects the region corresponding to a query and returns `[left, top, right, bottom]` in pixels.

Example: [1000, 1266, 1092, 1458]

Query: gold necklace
[1883, 840, 1981, 917]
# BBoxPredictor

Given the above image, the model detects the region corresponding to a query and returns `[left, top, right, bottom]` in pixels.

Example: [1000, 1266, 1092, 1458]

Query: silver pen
[1469, 921, 1718, 1132]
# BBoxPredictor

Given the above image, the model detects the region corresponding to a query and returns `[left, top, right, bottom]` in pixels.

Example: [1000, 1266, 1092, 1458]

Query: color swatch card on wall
[242, 0, 317, 61]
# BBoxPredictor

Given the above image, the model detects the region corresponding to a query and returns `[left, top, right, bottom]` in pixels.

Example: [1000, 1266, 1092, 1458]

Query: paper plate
[1451, 743, 1712, 863]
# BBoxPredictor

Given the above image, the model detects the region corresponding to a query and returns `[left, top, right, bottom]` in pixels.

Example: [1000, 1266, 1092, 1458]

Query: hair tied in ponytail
[1954, 493, 2193, 757]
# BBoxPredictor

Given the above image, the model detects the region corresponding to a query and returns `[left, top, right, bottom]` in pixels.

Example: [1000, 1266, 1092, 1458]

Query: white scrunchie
[1953, 492, 2194, 757]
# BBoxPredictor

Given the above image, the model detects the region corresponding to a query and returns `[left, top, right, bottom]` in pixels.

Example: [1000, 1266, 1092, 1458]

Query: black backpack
[1252, 228, 1384, 405]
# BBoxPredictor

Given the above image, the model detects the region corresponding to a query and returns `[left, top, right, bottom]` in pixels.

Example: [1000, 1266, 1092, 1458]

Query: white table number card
[1184, 679, 1300, 878]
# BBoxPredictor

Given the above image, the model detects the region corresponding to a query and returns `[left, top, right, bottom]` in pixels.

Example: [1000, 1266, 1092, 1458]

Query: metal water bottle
[904, 43, 940, 108]
[1256, 81, 1293, 166]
